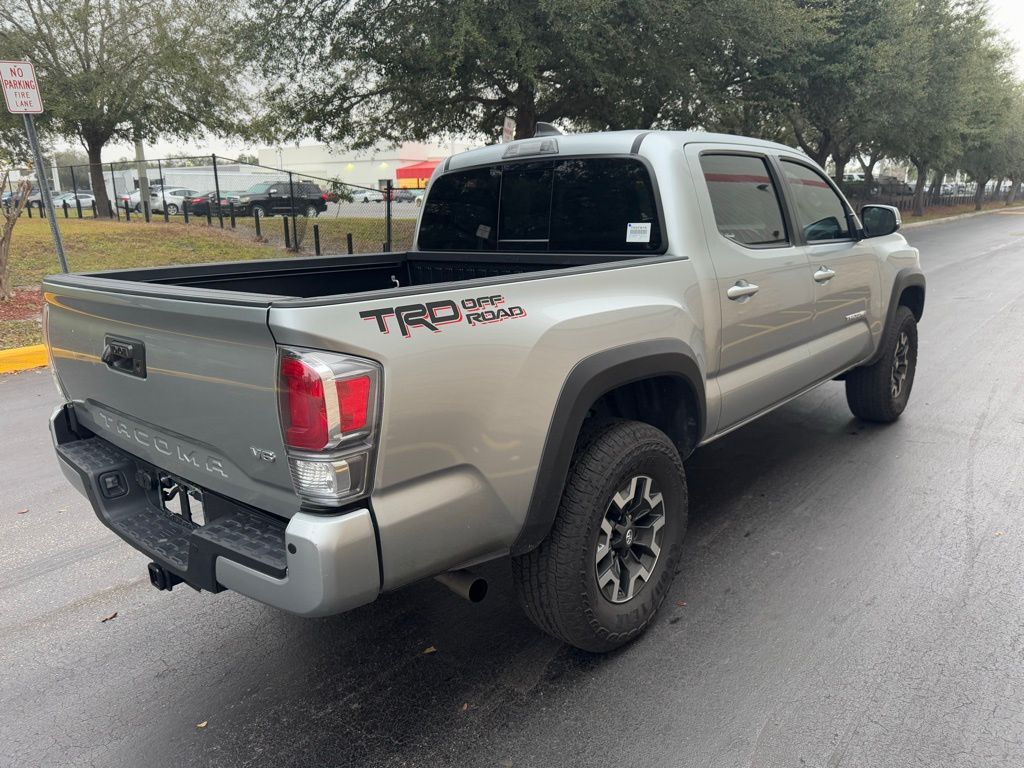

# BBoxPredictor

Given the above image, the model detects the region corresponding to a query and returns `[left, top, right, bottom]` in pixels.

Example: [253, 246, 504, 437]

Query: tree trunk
[1007, 176, 1019, 205]
[0, 176, 34, 301]
[912, 160, 929, 217]
[974, 178, 988, 211]
[929, 169, 944, 197]
[86, 140, 110, 216]
[859, 155, 879, 187]
[831, 151, 851, 191]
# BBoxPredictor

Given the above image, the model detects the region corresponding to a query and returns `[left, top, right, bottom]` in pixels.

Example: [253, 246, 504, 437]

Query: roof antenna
[533, 122, 562, 138]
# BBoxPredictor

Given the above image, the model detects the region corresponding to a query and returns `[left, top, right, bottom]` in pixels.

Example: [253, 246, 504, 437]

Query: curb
[902, 204, 1024, 229]
[0, 344, 48, 374]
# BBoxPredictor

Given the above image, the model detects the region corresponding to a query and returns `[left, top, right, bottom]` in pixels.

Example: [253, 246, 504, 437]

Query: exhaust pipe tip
[434, 569, 488, 603]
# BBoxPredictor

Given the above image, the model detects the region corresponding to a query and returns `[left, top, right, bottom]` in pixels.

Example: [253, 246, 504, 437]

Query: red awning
[395, 160, 440, 180]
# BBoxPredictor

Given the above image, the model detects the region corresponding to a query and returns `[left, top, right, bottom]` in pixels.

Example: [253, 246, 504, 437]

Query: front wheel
[845, 305, 918, 422]
[251, 205, 265, 219]
[165, 203, 179, 216]
[512, 420, 688, 652]
[304, 205, 318, 217]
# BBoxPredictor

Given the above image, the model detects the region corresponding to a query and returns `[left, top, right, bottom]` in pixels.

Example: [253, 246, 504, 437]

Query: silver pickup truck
[45, 130, 924, 652]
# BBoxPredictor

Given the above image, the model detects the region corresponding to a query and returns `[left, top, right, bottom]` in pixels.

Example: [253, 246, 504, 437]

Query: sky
[79, 0, 1024, 163]
[989, 0, 1024, 75]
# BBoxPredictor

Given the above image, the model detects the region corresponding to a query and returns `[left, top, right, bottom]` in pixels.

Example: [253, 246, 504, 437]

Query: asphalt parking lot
[3, 210, 1024, 767]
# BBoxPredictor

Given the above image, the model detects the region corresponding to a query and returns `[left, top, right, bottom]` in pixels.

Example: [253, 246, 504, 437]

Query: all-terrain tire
[512, 420, 688, 653]
[845, 305, 918, 422]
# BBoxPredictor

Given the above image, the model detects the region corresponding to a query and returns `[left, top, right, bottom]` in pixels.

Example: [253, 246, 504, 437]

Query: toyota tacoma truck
[44, 130, 925, 652]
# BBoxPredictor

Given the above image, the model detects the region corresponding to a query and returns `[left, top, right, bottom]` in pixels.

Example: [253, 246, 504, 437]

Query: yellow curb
[0, 344, 48, 374]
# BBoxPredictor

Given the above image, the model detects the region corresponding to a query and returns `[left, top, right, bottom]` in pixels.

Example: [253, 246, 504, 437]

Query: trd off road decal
[359, 294, 527, 337]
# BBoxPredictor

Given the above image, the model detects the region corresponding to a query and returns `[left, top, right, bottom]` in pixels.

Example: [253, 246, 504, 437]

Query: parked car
[44, 130, 925, 653]
[117, 185, 165, 213]
[843, 172, 865, 183]
[186, 191, 243, 217]
[392, 189, 420, 203]
[876, 175, 914, 195]
[355, 188, 386, 203]
[52, 192, 96, 210]
[150, 187, 202, 215]
[234, 180, 328, 218]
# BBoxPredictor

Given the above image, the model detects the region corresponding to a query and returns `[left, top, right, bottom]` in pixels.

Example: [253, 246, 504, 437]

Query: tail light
[278, 348, 381, 506]
[320, 192, 329, 201]
[191, 197, 205, 204]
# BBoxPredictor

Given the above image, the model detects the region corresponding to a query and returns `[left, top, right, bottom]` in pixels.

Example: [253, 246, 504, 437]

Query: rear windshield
[418, 158, 662, 253]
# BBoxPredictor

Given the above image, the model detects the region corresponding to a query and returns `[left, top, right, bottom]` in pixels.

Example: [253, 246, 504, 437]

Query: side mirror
[268, 188, 278, 196]
[860, 205, 901, 237]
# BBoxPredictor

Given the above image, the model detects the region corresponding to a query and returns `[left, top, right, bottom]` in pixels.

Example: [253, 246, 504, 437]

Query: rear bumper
[50, 404, 380, 617]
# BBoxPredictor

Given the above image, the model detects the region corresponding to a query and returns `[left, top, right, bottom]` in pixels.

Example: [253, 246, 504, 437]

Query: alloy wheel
[595, 475, 666, 604]
[891, 330, 910, 398]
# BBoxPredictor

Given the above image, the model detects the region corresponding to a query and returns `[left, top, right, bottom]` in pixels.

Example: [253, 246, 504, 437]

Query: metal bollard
[283, 216, 291, 249]
[314, 223, 321, 255]
[124, 200, 131, 222]
[229, 202, 236, 229]
[347, 233, 353, 254]
[254, 211, 262, 238]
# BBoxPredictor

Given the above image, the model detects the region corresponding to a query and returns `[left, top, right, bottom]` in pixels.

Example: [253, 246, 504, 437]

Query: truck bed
[65, 251, 629, 300]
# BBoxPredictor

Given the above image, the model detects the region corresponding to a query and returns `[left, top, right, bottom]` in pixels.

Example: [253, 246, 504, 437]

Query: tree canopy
[0, 0, 247, 211]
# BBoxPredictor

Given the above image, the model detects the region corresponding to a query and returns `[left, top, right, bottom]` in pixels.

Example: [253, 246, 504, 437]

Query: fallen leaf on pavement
[676, 601, 687, 608]
[995, 531, 1006, 537]
[17, 509, 28, 514]
[196, 721, 208, 729]
[57, 508, 67, 513]
[100, 612, 118, 623]
[461, 703, 469, 712]
[422, 646, 437, 655]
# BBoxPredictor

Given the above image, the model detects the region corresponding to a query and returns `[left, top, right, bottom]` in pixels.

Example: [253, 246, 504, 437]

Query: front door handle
[813, 266, 836, 283]
[727, 280, 760, 301]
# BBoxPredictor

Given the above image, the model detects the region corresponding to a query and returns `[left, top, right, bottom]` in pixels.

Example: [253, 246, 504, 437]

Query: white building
[256, 139, 479, 190]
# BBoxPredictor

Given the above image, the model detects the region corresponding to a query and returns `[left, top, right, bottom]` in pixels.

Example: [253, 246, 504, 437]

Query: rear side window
[418, 167, 501, 250]
[781, 160, 851, 241]
[699, 154, 788, 246]
[418, 158, 661, 253]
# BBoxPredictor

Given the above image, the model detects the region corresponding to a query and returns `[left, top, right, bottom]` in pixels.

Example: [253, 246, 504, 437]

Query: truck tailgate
[44, 280, 298, 518]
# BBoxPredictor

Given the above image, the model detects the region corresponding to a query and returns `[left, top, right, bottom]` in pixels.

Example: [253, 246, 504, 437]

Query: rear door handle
[813, 266, 836, 283]
[726, 280, 760, 301]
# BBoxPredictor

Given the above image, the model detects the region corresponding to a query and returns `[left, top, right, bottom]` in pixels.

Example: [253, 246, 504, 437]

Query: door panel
[689, 147, 817, 431]
[778, 159, 879, 378]
[806, 240, 876, 374]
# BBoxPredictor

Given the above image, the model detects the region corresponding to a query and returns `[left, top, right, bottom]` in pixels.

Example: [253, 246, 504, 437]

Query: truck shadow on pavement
[129, 388, 888, 768]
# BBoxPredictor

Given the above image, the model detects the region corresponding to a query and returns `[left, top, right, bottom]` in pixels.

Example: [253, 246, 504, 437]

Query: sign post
[501, 116, 516, 144]
[1, 60, 67, 272]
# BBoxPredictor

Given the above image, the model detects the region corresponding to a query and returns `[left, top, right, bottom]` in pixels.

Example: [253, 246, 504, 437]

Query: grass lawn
[1, 214, 418, 350]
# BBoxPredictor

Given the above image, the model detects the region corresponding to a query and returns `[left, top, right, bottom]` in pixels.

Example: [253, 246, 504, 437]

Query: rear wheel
[304, 205, 318, 217]
[165, 203, 179, 215]
[845, 305, 918, 422]
[512, 420, 688, 652]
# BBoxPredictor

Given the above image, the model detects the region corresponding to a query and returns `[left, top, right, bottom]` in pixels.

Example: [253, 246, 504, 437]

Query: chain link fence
[2, 154, 425, 258]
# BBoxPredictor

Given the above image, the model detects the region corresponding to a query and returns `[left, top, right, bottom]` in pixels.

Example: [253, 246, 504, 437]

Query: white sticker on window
[626, 222, 651, 243]
[476, 224, 492, 239]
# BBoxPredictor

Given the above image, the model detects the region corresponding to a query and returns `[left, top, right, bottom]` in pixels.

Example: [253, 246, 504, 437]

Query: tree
[1, 0, 247, 214]
[0, 172, 32, 300]
[879, 0, 999, 215]
[960, 74, 1018, 210]
[246, 0, 819, 146]
[774, 0, 911, 185]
